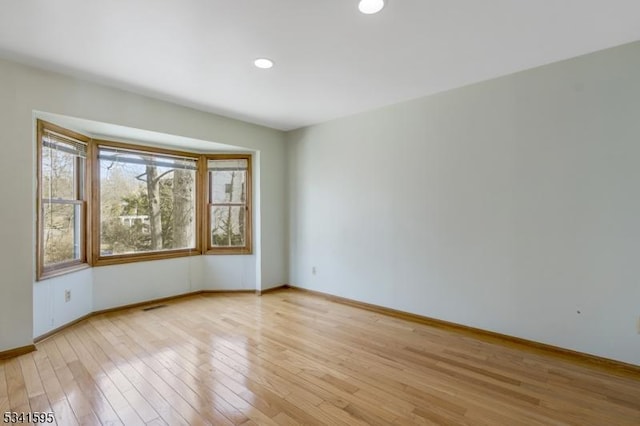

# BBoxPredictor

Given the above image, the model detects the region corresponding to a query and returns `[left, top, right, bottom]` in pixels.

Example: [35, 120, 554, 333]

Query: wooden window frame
[205, 154, 253, 255]
[36, 122, 254, 278]
[92, 139, 203, 266]
[36, 120, 91, 280]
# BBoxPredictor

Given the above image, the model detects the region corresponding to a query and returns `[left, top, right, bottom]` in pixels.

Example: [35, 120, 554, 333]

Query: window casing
[206, 155, 252, 254]
[36, 123, 251, 278]
[37, 120, 90, 279]
[93, 141, 202, 265]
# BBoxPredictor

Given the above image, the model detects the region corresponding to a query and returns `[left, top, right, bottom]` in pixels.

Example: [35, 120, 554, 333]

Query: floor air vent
[142, 304, 168, 311]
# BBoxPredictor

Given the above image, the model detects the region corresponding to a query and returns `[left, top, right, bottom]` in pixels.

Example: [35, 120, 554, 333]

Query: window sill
[205, 248, 253, 255]
[38, 263, 91, 281]
[94, 249, 201, 267]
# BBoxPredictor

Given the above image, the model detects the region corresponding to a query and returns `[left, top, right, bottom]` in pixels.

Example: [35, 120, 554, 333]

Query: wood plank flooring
[1, 289, 639, 425]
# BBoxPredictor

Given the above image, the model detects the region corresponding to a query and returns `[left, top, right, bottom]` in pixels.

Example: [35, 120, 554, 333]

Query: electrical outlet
[637, 316, 640, 335]
[65, 289, 71, 303]
[312, 266, 317, 275]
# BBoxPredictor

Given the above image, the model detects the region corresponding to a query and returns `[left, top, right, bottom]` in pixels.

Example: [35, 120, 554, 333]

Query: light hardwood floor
[1, 289, 639, 425]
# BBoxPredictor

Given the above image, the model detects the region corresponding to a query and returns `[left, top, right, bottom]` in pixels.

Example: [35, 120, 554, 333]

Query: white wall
[287, 42, 640, 365]
[93, 257, 203, 311]
[202, 257, 256, 291]
[0, 58, 287, 351]
[33, 268, 93, 338]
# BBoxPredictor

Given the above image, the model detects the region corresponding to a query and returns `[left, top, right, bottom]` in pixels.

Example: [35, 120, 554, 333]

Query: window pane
[208, 159, 248, 170]
[99, 147, 197, 170]
[99, 147, 197, 256]
[211, 206, 246, 247]
[211, 170, 247, 204]
[43, 203, 82, 266]
[42, 145, 80, 200]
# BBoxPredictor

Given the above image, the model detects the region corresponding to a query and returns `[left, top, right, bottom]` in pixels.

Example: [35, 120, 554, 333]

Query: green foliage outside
[101, 179, 176, 253]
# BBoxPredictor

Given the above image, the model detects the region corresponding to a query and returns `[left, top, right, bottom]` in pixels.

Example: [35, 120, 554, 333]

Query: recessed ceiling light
[358, 0, 385, 14]
[254, 58, 274, 69]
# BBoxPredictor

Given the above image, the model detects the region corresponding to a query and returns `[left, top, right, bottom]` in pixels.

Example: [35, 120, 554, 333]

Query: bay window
[36, 121, 252, 278]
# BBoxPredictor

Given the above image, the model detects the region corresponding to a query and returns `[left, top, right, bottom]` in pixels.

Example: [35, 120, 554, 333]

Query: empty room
[1, 1, 639, 425]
